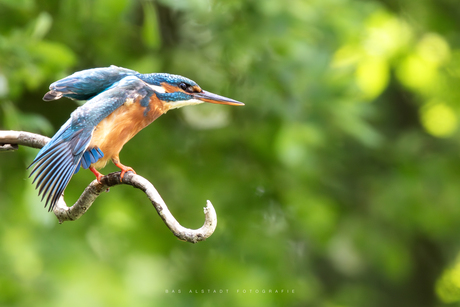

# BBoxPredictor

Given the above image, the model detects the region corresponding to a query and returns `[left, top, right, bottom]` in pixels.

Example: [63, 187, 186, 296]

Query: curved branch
[0, 130, 217, 243]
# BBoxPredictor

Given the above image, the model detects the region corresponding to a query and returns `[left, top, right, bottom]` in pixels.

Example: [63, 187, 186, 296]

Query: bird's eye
[179, 82, 187, 90]
[179, 82, 195, 93]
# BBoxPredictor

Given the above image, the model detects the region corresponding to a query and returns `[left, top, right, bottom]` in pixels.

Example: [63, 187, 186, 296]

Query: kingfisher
[29, 65, 243, 211]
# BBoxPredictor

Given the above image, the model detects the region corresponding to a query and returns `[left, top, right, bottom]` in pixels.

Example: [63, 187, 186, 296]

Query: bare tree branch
[0, 130, 217, 243]
[0, 130, 50, 150]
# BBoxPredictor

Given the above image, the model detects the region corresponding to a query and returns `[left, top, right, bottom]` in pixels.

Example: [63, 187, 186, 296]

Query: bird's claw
[89, 166, 104, 183]
[119, 167, 136, 182]
[114, 161, 136, 182]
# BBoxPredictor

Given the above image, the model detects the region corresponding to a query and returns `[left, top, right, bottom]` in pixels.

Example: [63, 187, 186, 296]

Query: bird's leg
[112, 157, 136, 181]
[89, 166, 104, 183]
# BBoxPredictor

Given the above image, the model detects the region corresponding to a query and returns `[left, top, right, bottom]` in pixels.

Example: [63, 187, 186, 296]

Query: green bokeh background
[2, 0, 460, 306]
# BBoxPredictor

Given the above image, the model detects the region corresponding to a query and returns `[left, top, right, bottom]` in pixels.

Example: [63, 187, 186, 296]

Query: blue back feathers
[43, 65, 138, 101]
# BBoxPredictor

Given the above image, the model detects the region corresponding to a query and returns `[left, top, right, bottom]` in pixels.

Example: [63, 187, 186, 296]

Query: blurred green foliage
[1, 0, 460, 306]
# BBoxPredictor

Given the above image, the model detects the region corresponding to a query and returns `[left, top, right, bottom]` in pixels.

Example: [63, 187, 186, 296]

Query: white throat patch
[167, 98, 204, 110]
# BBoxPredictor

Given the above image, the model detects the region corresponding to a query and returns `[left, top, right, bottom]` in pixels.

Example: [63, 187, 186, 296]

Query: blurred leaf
[1, 101, 53, 133]
[420, 99, 458, 138]
[141, 1, 161, 49]
[355, 55, 389, 99]
[274, 122, 324, 170]
[31, 11, 52, 40]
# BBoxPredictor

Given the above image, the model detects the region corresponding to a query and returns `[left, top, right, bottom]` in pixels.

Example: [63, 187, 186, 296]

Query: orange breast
[89, 95, 169, 169]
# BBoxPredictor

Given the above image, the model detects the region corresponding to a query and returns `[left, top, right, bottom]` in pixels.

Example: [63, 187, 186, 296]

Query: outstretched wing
[30, 76, 156, 210]
[43, 65, 139, 101]
[28, 115, 97, 210]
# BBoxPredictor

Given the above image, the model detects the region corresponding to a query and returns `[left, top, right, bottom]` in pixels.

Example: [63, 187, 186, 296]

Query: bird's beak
[194, 90, 244, 106]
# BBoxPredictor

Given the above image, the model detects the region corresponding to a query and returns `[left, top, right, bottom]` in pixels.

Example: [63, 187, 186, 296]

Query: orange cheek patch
[161, 82, 178, 93]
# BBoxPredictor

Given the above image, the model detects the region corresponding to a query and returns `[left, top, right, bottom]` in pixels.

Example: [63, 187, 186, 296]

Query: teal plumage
[30, 75, 155, 209]
[30, 66, 243, 211]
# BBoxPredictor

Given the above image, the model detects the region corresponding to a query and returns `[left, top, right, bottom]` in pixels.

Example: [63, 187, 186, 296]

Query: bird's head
[139, 73, 244, 109]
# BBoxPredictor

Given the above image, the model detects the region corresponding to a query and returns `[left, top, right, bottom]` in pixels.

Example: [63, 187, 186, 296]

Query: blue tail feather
[80, 147, 104, 170]
[96, 147, 103, 157]
[86, 151, 96, 163]
[74, 162, 83, 174]
[81, 153, 91, 169]
[89, 148, 99, 163]
[73, 146, 104, 174]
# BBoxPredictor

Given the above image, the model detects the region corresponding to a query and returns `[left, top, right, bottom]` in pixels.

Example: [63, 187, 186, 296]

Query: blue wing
[30, 75, 155, 210]
[29, 119, 94, 209]
[43, 65, 140, 101]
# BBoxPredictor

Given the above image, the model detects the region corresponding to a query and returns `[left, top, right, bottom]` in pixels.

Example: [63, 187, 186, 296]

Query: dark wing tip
[31, 149, 79, 211]
[29, 123, 93, 211]
[43, 91, 63, 101]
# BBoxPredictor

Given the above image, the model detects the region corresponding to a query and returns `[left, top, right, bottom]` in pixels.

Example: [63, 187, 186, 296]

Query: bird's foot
[89, 166, 104, 183]
[114, 161, 136, 182]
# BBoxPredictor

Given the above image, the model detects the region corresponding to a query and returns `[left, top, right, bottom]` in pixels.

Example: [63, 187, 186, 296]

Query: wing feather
[43, 65, 139, 101]
[31, 75, 156, 210]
